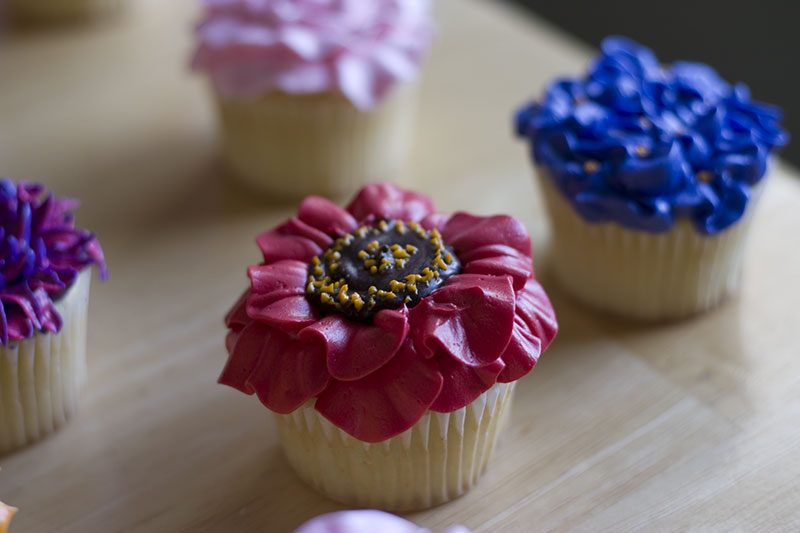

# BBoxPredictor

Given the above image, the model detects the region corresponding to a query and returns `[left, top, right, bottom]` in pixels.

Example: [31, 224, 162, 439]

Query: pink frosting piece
[192, 0, 434, 110]
[222, 182, 559, 442]
[293, 510, 472, 533]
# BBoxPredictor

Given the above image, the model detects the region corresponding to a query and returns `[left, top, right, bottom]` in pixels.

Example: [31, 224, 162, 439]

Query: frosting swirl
[191, 0, 433, 110]
[515, 36, 789, 234]
[0, 179, 107, 346]
[294, 510, 471, 533]
[222, 183, 558, 442]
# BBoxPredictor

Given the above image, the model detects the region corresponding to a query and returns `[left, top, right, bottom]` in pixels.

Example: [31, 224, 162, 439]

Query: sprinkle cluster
[306, 220, 460, 321]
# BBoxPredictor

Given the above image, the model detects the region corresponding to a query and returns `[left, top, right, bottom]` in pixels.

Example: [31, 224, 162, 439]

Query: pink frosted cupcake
[0, 180, 106, 454]
[222, 183, 558, 510]
[192, 0, 433, 199]
[294, 510, 470, 533]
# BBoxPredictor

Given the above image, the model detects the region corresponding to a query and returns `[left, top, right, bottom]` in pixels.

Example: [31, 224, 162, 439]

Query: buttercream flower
[0, 179, 107, 345]
[192, 0, 433, 110]
[221, 182, 557, 443]
[515, 36, 788, 235]
[294, 510, 471, 533]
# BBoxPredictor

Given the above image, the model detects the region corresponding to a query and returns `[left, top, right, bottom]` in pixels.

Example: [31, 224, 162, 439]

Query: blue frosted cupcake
[515, 37, 787, 319]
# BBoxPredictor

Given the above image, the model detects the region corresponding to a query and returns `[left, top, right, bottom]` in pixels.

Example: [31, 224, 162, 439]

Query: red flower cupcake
[222, 183, 557, 510]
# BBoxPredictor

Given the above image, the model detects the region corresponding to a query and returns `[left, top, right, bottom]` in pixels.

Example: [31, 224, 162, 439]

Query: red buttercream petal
[298, 307, 410, 381]
[247, 327, 330, 414]
[421, 212, 450, 231]
[409, 274, 516, 367]
[498, 277, 559, 383]
[461, 245, 534, 291]
[219, 321, 270, 395]
[224, 289, 250, 330]
[298, 196, 358, 236]
[429, 355, 505, 413]
[442, 213, 532, 257]
[346, 182, 436, 223]
[256, 218, 332, 265]
[247, 260, 318, 334]
[315, 340, 443, 442]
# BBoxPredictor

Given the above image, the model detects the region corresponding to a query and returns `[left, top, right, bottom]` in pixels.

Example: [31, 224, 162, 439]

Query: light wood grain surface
[1, 1, 799, 531]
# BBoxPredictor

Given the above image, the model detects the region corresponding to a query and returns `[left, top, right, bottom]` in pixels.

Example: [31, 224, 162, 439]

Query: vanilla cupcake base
[274, 382, 515, 511]
[216, 84, 417, 199]
[538, 169, 762, 320]
[6, 0, 118, 22]
[0, 270, 91, 455]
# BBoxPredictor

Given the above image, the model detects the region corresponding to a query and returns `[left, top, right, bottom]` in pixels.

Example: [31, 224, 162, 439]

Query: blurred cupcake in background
[515, 37, 788, 320]
[5, 0, 119, 24]
[192, 0, 433, 199]
[294, 510, 471, 533]
[0, 180, 106, 455]
[0, 500, 16, 533]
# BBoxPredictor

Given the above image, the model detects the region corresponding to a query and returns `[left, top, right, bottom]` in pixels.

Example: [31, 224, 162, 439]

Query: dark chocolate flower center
[306, 220, 461, 321]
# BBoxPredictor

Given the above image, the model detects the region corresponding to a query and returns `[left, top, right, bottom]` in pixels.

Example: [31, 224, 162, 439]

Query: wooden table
[1, 1, 799, 531]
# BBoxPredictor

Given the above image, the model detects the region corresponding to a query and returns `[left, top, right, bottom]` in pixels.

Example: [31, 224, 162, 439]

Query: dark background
[506, 0, 799, 167]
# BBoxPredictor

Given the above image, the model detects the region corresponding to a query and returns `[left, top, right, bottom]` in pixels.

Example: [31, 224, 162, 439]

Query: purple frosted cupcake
[294, 510, 470, 533]
[0, 180, 106, 454]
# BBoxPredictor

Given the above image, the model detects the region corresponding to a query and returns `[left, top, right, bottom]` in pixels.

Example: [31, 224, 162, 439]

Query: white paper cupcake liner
[0, 270, 91, 454]
[273, 381, 515, 511]
[216, 83, 417, 199]
[537, 169, 763, 320]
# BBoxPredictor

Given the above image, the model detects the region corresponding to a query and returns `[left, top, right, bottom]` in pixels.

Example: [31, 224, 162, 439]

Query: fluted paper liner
[216, 83, 417, 199]
[274, 381, 515, 511]
[537, 169, 762, 320]
[0, 270, 90, 454]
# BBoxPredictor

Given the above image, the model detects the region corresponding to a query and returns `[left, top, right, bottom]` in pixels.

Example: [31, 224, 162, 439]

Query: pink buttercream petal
[498, 277, 559, 383]
[346, 183, 435, 223]
[224, 289, 251, 330]
[223, 322, 330, 413]
[256, 217, 332, 264]
[219, 321, 270, 395]
[421, 212, 450, 231]
[299, 307, 409, 381]
[429, 355, 504, 413]
[461, 245, 533, 291]
[247, 260, 317, 334]
[297, 196, 358, 237]
[409, 274, 516, 367]
[315, 340, 443, 442]
[442, 213, 532, 257]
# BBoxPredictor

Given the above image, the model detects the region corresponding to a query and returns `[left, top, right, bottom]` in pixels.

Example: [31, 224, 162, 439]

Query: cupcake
[222, 182, 558, 510]
[0, 501, 15, 533]
[0, 180, 106, 454]
[5, 0, 118, 23]
[515, 37, 788, 320]
[294, 510, 470, 533]
[192, 0, 433, 199]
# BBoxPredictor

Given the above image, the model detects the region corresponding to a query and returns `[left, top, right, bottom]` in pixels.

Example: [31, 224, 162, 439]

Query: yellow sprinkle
[390, 244, 401, 251]
[312, 256, 321, 266]
[356, 227, 368, 237]
[364, 259, 376, 268]
[407, 283, 417, 293]
[389, 280, 406, 291]
[377, 290, 396, 299]
[350, 293, 364, 311]
[306, 282, 315, 293]
[405, 296, 412, 303]
[395, 259, 407, 268]
[434, 271, 440, 278]
[405, 244, 417, 253]
[337, 286, 349, 304]
[370, 266, 378, 274]
[330, 263, 339, 271]
[313, 280, 325, 288]
[314, 266, 323, 276]
[395, 221, 407, 234]
[583, 160, 600, 173]
[320, 284, 334, 294]
[434, 255, 447, 270]
[366, 240, 380, 252]
[444, 253, 453, 265]
[320, 293, 333, 304]
[431, 228, 442, 241]
[392, 249, 409, 259]
[378, 220, 389, 231]
[358, 250, 368, 259]
[634, 145, 650, 157]
[368, 286, 377, 294]
[408, 221, 421, 232]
